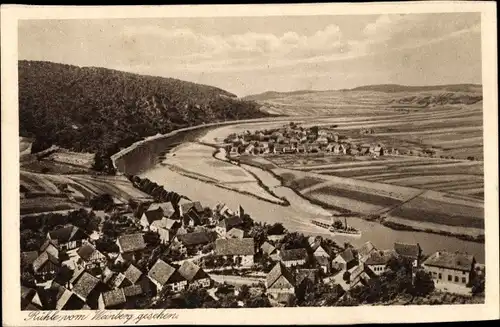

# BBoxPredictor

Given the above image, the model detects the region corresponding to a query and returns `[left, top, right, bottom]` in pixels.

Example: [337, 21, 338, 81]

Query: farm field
[289, 156, 484, 199]
[273, 168, 484, 238]
[20, 170, 152, 214]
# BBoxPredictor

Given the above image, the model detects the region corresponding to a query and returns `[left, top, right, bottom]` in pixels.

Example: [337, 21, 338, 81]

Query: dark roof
[296, 268, 319, 285]
[215, 238, 255, 256]
[72, 272, 100, 300]
[33, 251, 59, 272]
[123, 284, 144, 297]
[149, 202, 176, 218]
[40, 239, 59, 252]
[183, 210, 201, 225]
[117, 234, 146, 253]
[266, 262, 295, 289]
[48, 225, 88, 243]
[338, 248, 355, 263]
[102, 289, 126, 307]
[124, 264, 143, 284]
[77, 243, 97, 261]
[365, 250, 396, 266]
[279, 248, 308, 262]
[177, 231, 215, 246]
[181, 201, 204, 214]
[394, 243, 421, 259]
[423, 251, 475, 272]
[21, 251, 39, 266]
[177, 261, 208, 282]
[148, 259, 178, 285]
[143, 209, 163, 224]
[21, 285, 36, 304]
[260, 241, 276, 255]
[218, 216, 243, 230]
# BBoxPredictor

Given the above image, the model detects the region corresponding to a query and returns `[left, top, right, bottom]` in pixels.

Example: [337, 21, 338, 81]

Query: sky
[18, 13, 482, 96]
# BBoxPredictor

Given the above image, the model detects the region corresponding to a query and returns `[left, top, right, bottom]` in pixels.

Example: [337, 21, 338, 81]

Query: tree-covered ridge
[19, 60, 270, 155]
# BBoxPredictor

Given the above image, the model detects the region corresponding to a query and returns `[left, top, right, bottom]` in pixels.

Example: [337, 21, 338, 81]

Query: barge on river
[311, 217, 362, 237]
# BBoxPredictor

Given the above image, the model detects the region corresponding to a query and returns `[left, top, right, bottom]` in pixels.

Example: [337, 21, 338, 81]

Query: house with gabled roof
[123, 264, 143, 285]
[71, 271, 101, 308]
[357, 241, 377, 263]
[422, 251, 476, 289]
[215, 238, 255, 267]
[98, 288, 126, 309]
[76, 243, 106, 270]
[45, 282, 86, 310]
[47, 224, 89, 251]
[115, 234, 146, 263]
[148, 259, 187, 293]
[216, 216, 244, 236]
[260, 241, 278, 260]
[177, 261, 211, 288]
[365, 250, 397, 276]
[266, 262, 295, 303]
[332, 248, 357, 271]
[139, 208, 163, 231]
[21, 286, 43, 311]
[180, 201, 204, 217]
[150, 218, 180, 244]
[40, 239, 60, 259]
[33, 251, 60, 282]
[295, 268, 320, 292]
[279, 248, 309, 268]
[173, 231, 217, 255]
[394, 242, 422, 268]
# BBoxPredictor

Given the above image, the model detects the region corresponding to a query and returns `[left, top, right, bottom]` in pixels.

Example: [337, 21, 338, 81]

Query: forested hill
[19, 60, 270, 156]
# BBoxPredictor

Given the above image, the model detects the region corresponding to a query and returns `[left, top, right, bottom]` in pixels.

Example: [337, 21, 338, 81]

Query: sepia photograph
[1, 2, 499, 326]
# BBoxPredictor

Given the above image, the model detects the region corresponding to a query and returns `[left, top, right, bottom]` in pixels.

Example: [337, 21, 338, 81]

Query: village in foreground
[20, 173, 486, 310]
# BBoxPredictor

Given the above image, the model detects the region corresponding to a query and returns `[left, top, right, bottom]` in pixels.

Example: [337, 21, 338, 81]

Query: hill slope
[19, 60, 270, 156]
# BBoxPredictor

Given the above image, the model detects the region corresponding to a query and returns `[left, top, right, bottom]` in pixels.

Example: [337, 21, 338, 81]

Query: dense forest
[19, 60, 271, 162]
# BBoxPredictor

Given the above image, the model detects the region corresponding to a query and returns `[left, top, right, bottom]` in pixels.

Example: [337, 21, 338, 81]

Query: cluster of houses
[20, 197, 261, 310]
[224, 124, 398, 157]
[264, 239, 478, 304]
[21, 193, 480, 310]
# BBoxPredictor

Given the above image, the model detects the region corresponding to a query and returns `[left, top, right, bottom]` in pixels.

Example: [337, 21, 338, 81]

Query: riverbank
[114, 120, 484, 262]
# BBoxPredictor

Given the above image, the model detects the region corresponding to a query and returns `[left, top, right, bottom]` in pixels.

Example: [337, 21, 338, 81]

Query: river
[117, 122, 484, 262]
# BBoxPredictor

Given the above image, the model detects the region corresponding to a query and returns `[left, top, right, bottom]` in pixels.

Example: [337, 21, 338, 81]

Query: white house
[279, 248, 308, 268]
[148, 259, 187, 293]
[215, 238, 255, 267]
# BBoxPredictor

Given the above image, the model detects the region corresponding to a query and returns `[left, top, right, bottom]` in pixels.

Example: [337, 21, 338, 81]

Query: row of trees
[19, 60, 270, 173]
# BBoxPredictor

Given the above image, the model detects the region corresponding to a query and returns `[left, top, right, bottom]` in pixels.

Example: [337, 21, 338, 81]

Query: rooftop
[266, 262, 295, 289]
[423, 251, 475, 272]
[177, 260, 208, 282]
[279, 248, 308, 262]
[148, 259, 179, 286]
[48, 225, 88, 243]
[117, 234, 146, 253]
[394, 242, 421, 259]
[123, 264, 143, 284]
[72, 272, 100, 300]
[215, 238, 255, 256]
[102, 288, 126, 308]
